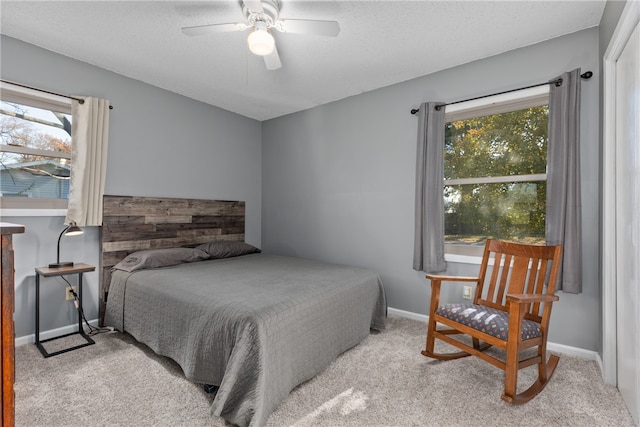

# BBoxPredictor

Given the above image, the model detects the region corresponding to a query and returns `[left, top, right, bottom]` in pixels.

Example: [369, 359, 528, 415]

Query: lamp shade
[247, 23, 275, 56]
[64, 224, 84, 237]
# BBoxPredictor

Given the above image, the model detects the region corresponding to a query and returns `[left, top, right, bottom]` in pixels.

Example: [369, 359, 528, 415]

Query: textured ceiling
[1, 1, 605, 121]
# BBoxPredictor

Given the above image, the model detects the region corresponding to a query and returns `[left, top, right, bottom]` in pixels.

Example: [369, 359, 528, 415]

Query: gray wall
[1, 36, 262, 338]
[1, 26, 606, 352]
[262, 28, 601, 351]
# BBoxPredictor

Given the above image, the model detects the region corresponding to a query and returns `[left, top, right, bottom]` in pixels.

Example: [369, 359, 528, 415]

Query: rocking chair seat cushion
[435, 303, 542, 341]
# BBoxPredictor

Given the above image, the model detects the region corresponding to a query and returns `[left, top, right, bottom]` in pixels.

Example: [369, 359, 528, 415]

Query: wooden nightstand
[34, 263, 96, 358]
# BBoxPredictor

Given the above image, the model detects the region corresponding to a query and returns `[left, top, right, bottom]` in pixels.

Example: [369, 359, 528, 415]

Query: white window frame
[444, 85, 550, 260]
[0, 81, 72, 214]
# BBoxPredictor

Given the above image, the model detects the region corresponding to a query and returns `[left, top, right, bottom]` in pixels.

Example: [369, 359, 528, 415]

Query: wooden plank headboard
[100, 195, 245, 324]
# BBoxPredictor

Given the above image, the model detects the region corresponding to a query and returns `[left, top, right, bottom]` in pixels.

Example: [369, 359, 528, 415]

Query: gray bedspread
[104, 253, 387, 426]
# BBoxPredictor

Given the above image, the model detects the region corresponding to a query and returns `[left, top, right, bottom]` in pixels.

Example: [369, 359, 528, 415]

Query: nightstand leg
[78, 273, 83, 333]
[35, 273, 40, 347]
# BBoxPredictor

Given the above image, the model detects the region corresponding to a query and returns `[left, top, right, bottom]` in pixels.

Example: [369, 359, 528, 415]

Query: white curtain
[65, 97, 110, 227]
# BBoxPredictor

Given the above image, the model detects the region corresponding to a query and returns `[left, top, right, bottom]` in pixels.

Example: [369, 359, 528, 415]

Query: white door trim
[602, 0, 640, 387]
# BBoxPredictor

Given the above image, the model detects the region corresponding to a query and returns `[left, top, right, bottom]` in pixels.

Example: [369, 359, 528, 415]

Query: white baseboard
[388, 307, 429, 323]
[595, 353, 604, 373]
[388, 307, 599, 362]
[20, 310, 601, 363]
[545, 341, 600, 361]
[15, 319, 99, 347]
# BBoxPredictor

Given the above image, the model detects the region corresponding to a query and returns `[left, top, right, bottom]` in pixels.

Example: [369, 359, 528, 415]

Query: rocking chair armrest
[425, 274, 479, 283]
[506, 294, 559, 304]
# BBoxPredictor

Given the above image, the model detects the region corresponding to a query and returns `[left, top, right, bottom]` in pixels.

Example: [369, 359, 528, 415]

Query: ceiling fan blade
[182, 22, 247, 36]
[277, 19, 340, 37]
[243, 0, 264, 14]
[263, 46, 282, 71]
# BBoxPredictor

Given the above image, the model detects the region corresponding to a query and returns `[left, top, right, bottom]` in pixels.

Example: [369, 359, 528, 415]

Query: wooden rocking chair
[422, 239, 562, 404]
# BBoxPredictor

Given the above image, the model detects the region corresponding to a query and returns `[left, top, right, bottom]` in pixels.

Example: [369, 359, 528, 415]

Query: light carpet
[15, 315, 634, 426]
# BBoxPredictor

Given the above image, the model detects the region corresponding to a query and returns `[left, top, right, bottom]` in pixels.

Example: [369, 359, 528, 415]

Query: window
[443, 86, 549, 255]
[0, 82, 72, 209]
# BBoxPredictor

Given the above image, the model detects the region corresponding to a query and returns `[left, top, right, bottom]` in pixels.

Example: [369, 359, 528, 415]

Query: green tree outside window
[444, 105, 548, 244]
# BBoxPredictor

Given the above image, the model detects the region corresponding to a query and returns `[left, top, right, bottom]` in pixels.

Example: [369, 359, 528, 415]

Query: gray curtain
[546, 69, 582, 293]
[413, 102, 446, 273]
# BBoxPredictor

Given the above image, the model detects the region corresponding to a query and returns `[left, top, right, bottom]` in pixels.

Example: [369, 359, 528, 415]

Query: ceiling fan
[181, 0, 340, 71]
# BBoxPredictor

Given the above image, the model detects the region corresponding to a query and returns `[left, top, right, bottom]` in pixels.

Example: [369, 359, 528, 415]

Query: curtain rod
[410, 71, 592, 115]
[0, 79, 114, 110]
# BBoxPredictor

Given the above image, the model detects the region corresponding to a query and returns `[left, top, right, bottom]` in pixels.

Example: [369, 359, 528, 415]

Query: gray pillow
[113, 247, 210, 272]
[196, 241, 261, 259]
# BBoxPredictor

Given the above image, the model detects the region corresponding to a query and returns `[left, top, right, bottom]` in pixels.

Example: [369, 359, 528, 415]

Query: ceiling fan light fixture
[247, 23, 275, 56]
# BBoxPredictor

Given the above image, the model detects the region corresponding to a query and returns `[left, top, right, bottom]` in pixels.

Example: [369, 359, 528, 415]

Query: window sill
[445, 253, 483, 265]
[0, 209, 67, 217]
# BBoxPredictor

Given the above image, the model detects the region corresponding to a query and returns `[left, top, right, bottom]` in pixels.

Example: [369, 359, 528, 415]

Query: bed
[100, 196, 387, 427]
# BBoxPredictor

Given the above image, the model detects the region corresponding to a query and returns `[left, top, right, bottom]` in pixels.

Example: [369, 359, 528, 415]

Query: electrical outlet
[65, 286, 77, 301]
[462, 285, 473, 300]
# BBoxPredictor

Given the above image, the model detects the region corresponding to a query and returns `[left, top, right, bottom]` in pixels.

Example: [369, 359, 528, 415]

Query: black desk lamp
[49, 221, 84, 268]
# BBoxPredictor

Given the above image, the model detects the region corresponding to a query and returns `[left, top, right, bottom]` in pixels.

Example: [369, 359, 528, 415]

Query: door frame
[602, 0, 640, 386]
